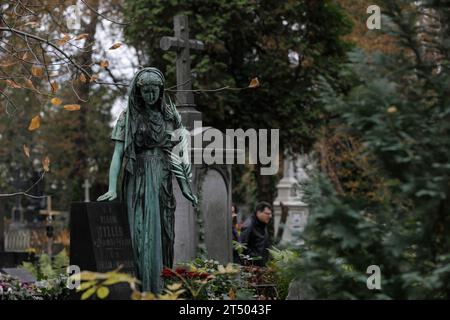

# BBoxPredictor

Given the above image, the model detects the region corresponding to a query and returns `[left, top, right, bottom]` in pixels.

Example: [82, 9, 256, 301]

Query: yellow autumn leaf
[63, 104, 81, 111]
[31, 65, 44, 77]
[50, 81, 59, 93]
[228, 288, 236, 300]
[387, 106, 398, 114]
[42, 156, 50, 172]
[75, 33, 89, 40]
[24, 79, 37, 91]
[23, 144, 30, 158]
[28, 115, 40, 131]
[167, 283, 182, 291]
[51, 97, 62, 106]
[75, 281, 96, 292]
[24, 21, 39, 27]
[100, 60, 109, 69]
[108, 42, 122, 50]
[57, 34, 71, 46]
[6, 80, 21, 89]
[78, 271, 100, 281]
[79, 73, 87, 83]
[248, 77, 260, 88]
[131, 290, 142, 300]
[81, 287, 96, 300]
[96, 286, 110, 299]
[140, 292, 156, 300]
[90, 74, 99, 82]
[0, 61, 17, 68]
[22, 51, 31, 61]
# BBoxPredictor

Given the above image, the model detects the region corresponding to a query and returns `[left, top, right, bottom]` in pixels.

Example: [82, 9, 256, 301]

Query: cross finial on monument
[160, 14, 204, 130]
[160, 14, 205, 106]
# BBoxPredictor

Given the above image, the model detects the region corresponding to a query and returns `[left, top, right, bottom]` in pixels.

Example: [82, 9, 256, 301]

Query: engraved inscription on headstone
[70, 202, 137, 299]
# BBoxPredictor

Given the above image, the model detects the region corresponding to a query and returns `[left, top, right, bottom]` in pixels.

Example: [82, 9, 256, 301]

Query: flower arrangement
[0, 273, 68, 300]
[161, 259, 256, 300]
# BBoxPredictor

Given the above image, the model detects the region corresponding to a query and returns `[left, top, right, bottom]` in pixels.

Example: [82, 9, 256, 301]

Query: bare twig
[80, 0, 130, 26]
[0, 89, 18, 115]
[0, 26, 92, 79]
[0, 192, 49, 199]
[24, 172, 45, 194]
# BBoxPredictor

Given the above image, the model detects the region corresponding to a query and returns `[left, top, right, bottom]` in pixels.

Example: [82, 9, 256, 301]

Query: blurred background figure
[239, 202, 272, 266]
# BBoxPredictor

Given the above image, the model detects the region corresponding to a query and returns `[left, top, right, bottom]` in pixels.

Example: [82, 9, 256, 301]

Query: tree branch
[80, 0, 130, 26]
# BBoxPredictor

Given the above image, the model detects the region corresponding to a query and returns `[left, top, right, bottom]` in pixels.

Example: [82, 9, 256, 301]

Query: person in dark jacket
[239, 201, 272, 266]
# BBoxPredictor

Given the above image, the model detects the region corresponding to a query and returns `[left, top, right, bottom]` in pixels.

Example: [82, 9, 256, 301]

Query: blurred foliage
[337, 0, 399, 54]
[21, 249, 69, 280]
[73, 267, 139, 300]
[8, 250, 71, 300]
[291, 0, 450, 299]
[267, 247, 300, 300]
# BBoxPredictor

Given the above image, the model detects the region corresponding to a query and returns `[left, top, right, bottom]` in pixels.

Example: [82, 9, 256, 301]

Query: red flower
[175, 267, 187, 275]
[199, 272, 210, 279]
[161, 267, 176, 278]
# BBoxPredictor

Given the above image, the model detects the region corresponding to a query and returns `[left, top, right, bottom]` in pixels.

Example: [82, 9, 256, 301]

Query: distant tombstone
[1, 267, 36, 283]
[70, 202, 137, 299]
[273, 154, 309, 246]
[200, 168, 232, 264]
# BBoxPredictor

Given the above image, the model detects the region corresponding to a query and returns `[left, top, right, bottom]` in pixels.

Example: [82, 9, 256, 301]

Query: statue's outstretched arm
[97, 141, 124, 201]
[175, 175, 198, 207]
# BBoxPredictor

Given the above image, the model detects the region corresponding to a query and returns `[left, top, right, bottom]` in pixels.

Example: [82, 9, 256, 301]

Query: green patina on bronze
[97, 67, 198, 293]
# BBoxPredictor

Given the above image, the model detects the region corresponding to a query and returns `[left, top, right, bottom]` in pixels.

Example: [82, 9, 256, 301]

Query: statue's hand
[182, 190, 198, 208]
[97, 190, 117, 201]
[191, 194, 199, 208]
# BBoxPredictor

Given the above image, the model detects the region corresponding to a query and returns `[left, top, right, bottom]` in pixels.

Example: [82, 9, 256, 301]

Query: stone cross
[160, 14, 205, 107]
[82, 178, 91, 202]
[39, 196, 62, 256]
[39, 196, 62, 218]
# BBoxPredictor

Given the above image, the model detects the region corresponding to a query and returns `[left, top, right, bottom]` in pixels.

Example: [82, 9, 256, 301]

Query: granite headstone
[1, 267, 36, 283]
[70, 202, 137, 299]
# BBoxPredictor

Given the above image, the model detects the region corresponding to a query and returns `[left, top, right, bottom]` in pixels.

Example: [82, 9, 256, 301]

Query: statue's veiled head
[136, 69, 165, 106]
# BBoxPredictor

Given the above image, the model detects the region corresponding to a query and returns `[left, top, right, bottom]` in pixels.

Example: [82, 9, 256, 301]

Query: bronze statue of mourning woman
[97, 67, 198, 293]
